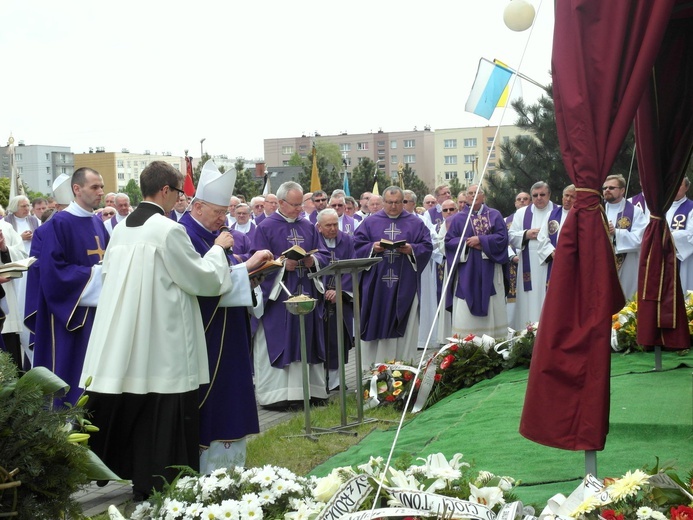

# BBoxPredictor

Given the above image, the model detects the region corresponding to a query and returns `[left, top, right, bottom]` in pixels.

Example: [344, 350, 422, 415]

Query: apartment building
[0, 142, 74, 194]
[74, 149, 184, 194]
[433, 125, 531, 188]
[264, 127, 436, 188]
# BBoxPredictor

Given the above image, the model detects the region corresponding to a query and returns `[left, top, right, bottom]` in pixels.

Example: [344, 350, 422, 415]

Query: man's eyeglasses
[424, 201, 436, 205]
[169, 185, 185, 195]
[402, 199, 410, 204]
[532, 193, 548, 198]
[383, 200, 403, 205]
[200, 201, 227, 217]
[442, 208, 457, 213]
[281, 199, 303, 208]
[602, 186, 621, 191]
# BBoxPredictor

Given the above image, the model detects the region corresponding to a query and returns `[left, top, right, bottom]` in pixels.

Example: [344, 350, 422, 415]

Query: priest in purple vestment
[180, 161, 271, 472]
[445, 185, 509, 339]
[251, 181, 330, 409]
[316, 208, 354, 392]
[353, 186, 432, 370]
[32, 167, 108, 405]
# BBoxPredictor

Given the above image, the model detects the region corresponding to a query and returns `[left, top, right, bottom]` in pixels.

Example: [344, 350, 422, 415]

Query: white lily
[469, 483, 505, 508]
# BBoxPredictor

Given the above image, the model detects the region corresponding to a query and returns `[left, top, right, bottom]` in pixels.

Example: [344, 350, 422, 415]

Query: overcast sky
[2, 0, 554, 160]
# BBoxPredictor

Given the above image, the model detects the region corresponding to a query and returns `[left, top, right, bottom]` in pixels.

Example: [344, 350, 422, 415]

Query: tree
[234, 169, 260, 201]
[448, 177, 464, 199]
[349, 158, 390, 198]
[399, 163, 432, 204]
[123, 179, 142, 206]
[485, 89, 638, 217]
[234, 158, 245, 174]
[296, 142, 344, 194]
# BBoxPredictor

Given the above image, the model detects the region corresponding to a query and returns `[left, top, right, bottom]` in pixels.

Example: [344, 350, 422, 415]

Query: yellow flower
[392, 370, 402, 378]
[606, 469, 649, 501]
[613, 322, 621, 330]
[569, 495, 601, 518]
[393, 381, 403, 388]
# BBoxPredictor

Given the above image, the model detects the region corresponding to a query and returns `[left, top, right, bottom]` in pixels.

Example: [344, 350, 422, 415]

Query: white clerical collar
[324, 237, 336, 247]
[235, 221, 251, 231]
[605, 199, 625, 210]
[66, 201, 97, 217]
[191, 215, 216, 233]
[277, 210, 297, 223]
[672, 197, 688, 209]
[116, 213, 127, 222]
[175, 210, 186, 219]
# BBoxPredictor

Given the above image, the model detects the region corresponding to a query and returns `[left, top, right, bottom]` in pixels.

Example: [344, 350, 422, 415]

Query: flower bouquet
[363, 362, 419, 411]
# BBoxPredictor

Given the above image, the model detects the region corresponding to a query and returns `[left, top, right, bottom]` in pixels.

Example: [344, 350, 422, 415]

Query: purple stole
[671, 198, 693, 230]
[427, 206, 443, 228]
[353, 213, 363, 222]
[505, 214, 517, 301]
[110, 215, 119, 229]
[611, 200, 635, 271]
[521, 205, 535, 291]
[546, 206, 565, 284]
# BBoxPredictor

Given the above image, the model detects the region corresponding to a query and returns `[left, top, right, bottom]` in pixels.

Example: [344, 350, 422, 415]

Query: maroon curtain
[635, 12, 693, 349]
[519, 0, 676, 451]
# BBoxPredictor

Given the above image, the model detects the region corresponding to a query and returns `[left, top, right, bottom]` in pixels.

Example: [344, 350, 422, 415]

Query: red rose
[671, 505, 693, 520]
[464, 334, 475, 342]
[448, 345, 459, 352]
[600, 510, 623, 520]
[377, 364, 388, 372]
[415, 379, 422, 389]
[385, 395, 396, 402]
[434, 373, 442, 382]
[403, 371, 414, 381]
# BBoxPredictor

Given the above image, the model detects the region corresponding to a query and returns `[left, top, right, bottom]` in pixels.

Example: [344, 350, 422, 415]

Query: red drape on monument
[635, 12, 693, 349]
[519, 0, 676, 451]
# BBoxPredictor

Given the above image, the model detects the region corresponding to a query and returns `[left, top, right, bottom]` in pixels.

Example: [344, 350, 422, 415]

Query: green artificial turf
[310, 350, 693, 509]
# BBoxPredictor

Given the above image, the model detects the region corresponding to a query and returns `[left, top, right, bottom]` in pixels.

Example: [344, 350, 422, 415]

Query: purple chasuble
[630, 192, 647, 215]
[353, 210, 432, 341]
[251, 212, 329, 367]
[179, 213, 259, 444]
[32, 212, 109, 405]
[317, 231, 355, 369]
[445, 205, 508, 316]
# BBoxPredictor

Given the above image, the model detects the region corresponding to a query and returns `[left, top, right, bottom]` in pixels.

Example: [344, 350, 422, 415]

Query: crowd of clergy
[0, 161, 690, 500]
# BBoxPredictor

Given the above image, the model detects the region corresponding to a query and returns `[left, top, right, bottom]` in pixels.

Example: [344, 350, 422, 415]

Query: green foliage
[399, 163, 432, 203]
[486, 90, 639, 217]
[349, 158, 390, 197]
[0, 352, 91, 519]
[448, 177, 464, 199]
[0, 178, 9, 209]
[122, 179, 142, 207]
[295, 142, 344, 195]
[234, 169, 261, 201]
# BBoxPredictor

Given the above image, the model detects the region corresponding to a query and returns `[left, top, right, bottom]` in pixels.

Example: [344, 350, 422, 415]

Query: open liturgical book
[379, 239, 406, 250]
[248, 258, 284, 281]
[281, 245, 319, 261]
[0, 257, 37, 278]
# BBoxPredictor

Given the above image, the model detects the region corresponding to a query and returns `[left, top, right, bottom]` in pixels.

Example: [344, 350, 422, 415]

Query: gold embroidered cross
[87, 235, 106, 261]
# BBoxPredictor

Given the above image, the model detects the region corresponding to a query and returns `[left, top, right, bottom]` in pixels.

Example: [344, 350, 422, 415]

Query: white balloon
[503, 0, 536, 32]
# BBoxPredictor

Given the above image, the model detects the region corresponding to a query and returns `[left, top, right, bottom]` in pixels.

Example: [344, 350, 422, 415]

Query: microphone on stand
[219, 226, 233, 254]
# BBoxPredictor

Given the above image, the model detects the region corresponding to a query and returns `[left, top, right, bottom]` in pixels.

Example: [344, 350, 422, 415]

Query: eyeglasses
[102, 212, 115, 217]
[383, 200, 403, 205]
[402, 199, 410, 204]
[532, 193, 548, 198]
[200, 201, 227, 217]
[330, 203, 344, 208]
[516, 197, 530, 201]
[281, 199, 303, 208]
[602, 186, 621, 191]
[313, 198, 327, 203]
[424, 201, 436, 205]
[442, 208, 457, 213]
[169, 185, 185, 195]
